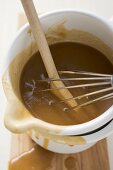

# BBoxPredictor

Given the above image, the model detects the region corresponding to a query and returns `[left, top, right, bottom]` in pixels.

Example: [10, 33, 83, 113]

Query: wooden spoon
[20, 0, 77, 109]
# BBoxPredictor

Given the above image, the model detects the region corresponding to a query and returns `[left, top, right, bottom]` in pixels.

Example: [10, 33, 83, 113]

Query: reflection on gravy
[20, 42, 113, 125]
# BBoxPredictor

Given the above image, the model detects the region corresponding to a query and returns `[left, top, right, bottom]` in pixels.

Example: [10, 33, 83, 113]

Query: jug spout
[2, 70, 37, 133]
[4, 101, 35, 133]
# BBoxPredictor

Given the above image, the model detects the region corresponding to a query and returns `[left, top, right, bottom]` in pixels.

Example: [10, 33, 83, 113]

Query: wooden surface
[10, 134, 110, 170]
[9, 14, 110, 170]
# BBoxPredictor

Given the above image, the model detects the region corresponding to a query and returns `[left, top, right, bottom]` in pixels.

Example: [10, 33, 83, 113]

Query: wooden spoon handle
[20, 0, 59, 79]
[20, 0, 77, 108]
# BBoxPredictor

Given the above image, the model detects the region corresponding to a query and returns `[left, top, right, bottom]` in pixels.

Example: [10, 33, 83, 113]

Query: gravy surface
[20, 42, 113, 125]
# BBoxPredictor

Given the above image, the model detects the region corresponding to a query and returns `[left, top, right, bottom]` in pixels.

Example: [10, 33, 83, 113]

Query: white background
[0, 0, 113, 169]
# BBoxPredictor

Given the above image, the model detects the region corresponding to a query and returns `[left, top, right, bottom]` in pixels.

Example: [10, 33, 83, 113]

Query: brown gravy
[20, 42, 113, 125]
[8, 144, 79, 170]
[9, 144, 55, 170]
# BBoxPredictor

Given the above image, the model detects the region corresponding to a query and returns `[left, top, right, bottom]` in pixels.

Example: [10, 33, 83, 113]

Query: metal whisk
[37, 70, 113, 112]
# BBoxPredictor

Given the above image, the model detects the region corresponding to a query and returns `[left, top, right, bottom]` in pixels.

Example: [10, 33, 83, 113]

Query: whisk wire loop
[37, 70, 113, 111]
